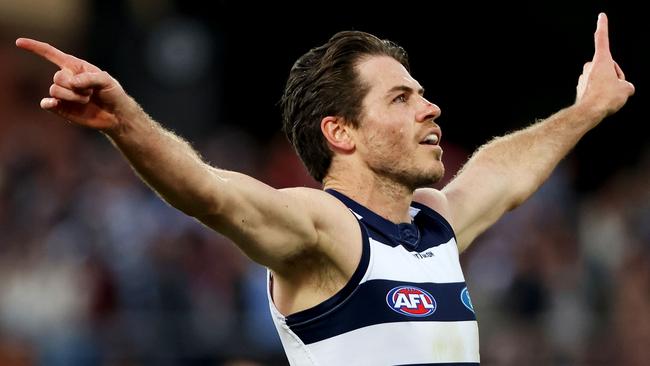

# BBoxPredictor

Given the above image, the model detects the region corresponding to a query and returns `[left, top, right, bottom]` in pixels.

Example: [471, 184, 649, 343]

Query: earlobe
[321, 116, 355, 152]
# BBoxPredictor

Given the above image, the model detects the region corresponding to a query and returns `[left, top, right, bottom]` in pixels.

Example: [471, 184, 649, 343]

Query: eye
[392, 94, 407, 103]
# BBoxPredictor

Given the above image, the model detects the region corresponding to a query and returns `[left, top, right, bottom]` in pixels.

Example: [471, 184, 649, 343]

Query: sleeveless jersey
[268, 189, 480, 365]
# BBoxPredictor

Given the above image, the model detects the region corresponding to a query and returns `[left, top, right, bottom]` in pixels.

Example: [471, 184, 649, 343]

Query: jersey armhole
[283, 214, 371, 327]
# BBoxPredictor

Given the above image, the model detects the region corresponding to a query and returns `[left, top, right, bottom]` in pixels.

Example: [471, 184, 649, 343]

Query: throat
[324, 176, 414, 224]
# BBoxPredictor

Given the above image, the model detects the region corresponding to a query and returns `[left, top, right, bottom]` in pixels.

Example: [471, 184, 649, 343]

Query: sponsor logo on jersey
[412, 250, 434, 259]
[386, 286, 436, 317]
[460, 286, 474, 313]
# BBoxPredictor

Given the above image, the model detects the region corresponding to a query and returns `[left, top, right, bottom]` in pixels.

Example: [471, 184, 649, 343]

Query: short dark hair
[281, 31, 409, 182]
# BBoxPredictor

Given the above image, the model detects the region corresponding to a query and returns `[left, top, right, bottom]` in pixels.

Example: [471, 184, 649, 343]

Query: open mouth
[419, 133, 439, 145]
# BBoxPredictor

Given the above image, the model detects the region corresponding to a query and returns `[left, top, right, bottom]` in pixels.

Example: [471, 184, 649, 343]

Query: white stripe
[306, 321, 480, 365]
[349, 209, 363, 220]
[365, 238, 465, 283]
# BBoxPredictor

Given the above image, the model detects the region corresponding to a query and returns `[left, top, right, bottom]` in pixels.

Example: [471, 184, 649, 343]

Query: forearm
[438, 14, 633, 251]
[469, 103, 604, 208]
[103, 101, 219, 216]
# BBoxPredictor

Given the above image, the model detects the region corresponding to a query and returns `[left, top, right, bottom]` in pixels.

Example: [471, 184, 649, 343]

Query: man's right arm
[15, 38, 357, 275]
[104, 106, 325, 270]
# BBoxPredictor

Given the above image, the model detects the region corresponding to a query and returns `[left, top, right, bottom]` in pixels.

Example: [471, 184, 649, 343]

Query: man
[16, 12, 633, 365]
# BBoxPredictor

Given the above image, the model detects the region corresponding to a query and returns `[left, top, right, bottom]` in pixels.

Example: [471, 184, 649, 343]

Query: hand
[15, 38, 134, 131]
[575, 13, 635, 119]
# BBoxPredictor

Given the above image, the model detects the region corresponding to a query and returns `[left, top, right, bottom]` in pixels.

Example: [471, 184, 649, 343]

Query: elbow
[187, 198, 223, 220]
[167, 200, 207, 218]
[508, 194, 526, 212]
[165, 190, 223, 219]
[507, 177, 543, 211]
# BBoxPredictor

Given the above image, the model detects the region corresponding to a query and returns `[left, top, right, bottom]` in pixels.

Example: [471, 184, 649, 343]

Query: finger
[72, 71, 114, 90]
[614, 61, 625, 80]
[594, 13, 612, 60]
[54, 70, 93, 96]
[49, 84, 91, 104]
[16, 38, 76, 70]
[583, 62, 592, 73]
[53, 69, 75, 88]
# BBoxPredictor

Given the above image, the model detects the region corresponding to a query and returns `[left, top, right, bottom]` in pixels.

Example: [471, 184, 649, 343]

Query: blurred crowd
[1, 2, 649, 365]
[0, 45, 306, 365]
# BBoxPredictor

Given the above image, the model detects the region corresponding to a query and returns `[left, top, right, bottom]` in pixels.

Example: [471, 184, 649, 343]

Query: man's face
[352, 55, 444, 189]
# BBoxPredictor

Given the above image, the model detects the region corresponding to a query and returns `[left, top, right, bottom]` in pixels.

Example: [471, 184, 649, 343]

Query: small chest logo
[386, 286, 437, 317]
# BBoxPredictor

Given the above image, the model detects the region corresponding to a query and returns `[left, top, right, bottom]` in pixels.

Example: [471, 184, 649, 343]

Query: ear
[321, 116, 355, 152]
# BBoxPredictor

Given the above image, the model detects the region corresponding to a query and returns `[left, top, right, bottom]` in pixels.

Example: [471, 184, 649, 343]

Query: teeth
[424, 134, 439, 144]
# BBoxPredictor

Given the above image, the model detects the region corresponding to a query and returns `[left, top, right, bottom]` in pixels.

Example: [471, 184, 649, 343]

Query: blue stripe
[287, 279, 476, 344]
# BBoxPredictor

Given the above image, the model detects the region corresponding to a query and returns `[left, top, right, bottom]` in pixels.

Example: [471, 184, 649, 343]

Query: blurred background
[1, 0, 648, 365]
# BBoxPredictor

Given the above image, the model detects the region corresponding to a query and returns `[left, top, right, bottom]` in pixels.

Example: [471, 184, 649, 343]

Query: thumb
[40, 97, 60, 110]
[39, 98, 77, 118]
[39, 98, 77, 124]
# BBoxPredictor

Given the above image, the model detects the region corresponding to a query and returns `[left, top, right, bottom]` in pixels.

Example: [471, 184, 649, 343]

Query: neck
[323, 168, 414, 224]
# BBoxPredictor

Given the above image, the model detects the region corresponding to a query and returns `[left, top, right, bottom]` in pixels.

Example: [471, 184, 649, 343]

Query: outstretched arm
[416, 13, 635, 252]
[14, 38, 354, 273]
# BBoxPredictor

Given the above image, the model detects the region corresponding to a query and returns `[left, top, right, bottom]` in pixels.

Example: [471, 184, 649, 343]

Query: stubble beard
[373, 161, 445, 192]
[408, 165, 445, 190]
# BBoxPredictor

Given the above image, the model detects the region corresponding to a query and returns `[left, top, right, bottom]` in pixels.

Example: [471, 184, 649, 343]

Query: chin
[408, 166, 445, 190]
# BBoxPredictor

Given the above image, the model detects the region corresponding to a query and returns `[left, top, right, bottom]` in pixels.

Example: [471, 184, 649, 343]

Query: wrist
[101, 97, 147, 139]
[568, 102, 608, 129]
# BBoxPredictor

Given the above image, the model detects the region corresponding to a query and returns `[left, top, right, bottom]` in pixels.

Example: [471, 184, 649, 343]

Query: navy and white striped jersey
[268, 189, 480, 365]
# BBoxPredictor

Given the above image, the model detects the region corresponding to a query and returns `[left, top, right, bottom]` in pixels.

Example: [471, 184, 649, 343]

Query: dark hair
[281, 31, 409, 182]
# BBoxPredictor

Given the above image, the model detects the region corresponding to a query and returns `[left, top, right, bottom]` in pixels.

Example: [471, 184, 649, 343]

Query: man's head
[281, 31, 409, 182]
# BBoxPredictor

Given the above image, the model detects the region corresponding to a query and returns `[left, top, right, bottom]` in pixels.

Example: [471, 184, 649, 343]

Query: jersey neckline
[325, 188, 422, 250]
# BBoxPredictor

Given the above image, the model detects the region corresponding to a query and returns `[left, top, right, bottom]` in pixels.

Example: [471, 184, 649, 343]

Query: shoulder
[279, 186, 360, 233]
[413, 188, 453, 226]
[279, 187, 352, 213]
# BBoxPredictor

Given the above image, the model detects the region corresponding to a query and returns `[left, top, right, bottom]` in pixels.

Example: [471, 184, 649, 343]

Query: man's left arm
[416, 13, 634, 252]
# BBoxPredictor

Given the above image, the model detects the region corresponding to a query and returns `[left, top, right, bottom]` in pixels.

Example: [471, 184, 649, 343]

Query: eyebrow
[386, 85, 425, 97]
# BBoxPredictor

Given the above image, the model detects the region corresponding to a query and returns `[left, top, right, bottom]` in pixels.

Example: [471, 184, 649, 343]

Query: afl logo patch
[460, 286, 474, 313]
[386, 286, 437, 317]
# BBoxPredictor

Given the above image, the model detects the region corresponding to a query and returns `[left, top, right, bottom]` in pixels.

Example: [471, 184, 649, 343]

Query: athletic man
[16, 13, 633, 365]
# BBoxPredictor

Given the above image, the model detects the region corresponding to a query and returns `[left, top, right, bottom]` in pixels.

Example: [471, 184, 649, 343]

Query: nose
[416, 96, 441, 123]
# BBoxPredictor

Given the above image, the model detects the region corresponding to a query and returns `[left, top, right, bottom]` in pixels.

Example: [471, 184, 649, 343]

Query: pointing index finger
[594, 13, 612, 60]
[15, 38, 75, 70]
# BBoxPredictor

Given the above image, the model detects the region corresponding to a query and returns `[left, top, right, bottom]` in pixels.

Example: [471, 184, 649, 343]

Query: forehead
[356, 55, 420, 94]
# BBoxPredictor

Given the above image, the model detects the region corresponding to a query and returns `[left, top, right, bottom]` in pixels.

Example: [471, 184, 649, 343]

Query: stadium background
[0, 1, 648, 365]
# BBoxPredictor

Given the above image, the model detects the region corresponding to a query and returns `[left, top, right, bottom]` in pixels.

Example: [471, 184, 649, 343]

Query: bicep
[416, 164, 513, 253]
[194, 169, 320, 270]
[441, 163, 514, 252]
